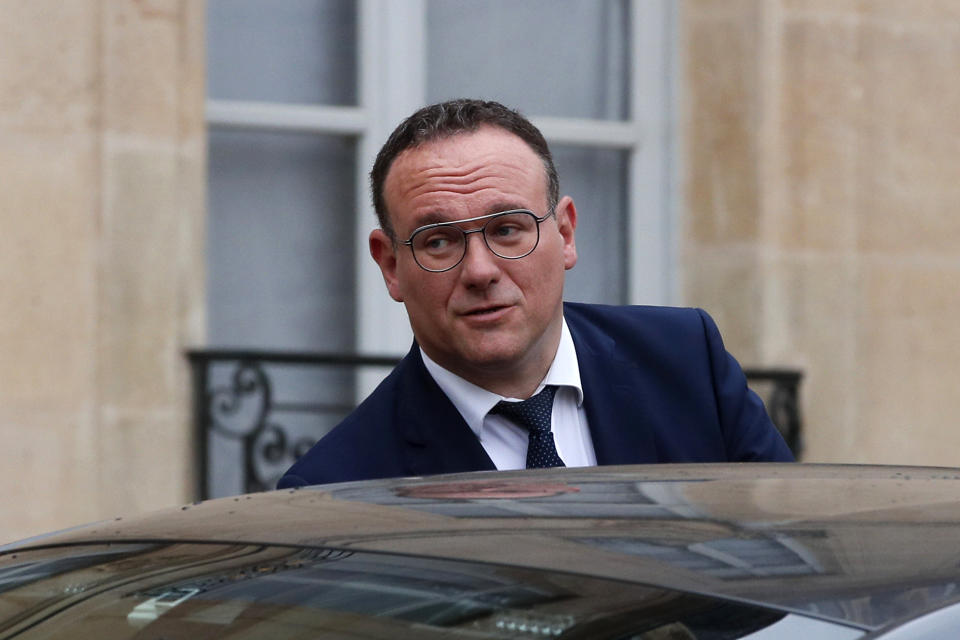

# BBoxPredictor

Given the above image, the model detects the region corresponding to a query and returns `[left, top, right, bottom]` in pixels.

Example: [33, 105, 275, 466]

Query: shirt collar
[420, 317, 584, 440]
[544, 318, 585, 406]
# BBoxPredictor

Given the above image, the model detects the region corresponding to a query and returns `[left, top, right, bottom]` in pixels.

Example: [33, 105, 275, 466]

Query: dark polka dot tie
[491, 385, 566, 469]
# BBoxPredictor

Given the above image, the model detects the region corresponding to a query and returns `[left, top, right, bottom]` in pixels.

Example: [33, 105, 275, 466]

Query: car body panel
[4, 463, 960, 636]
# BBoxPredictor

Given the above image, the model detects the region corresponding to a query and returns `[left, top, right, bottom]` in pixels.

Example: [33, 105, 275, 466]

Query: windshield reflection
[0, 542, 861, 639]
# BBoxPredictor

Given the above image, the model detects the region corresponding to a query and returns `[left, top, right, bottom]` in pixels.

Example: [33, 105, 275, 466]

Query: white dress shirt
[420, 318, 597, 470]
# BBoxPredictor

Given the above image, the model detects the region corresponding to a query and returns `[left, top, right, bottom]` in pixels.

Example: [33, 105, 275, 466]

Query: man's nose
[457, 232, 501, 287]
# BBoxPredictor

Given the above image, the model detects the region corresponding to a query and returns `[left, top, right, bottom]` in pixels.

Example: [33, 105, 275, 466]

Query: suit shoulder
[319, 355, 411, 442]
[278, 350, 417, 486]
[564, 301, 708, 336]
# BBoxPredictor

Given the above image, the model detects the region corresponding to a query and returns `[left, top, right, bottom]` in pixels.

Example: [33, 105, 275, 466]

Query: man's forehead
[391, 126, 537, 172]
[382, 127, 547, 227]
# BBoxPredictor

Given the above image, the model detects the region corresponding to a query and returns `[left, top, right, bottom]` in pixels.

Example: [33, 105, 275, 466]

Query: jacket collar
[564, 304, 660, 465]
[394, 344, 496, 476]
[393, 304, 662, 475]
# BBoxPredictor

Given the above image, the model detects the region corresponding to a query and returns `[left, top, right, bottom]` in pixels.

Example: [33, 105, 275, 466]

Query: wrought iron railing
[187, 349, 803, 500]
[742, 367, 803, 456]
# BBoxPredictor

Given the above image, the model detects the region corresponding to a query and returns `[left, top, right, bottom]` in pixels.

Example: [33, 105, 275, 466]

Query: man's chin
[459, 342, 521, 367]
[441, 340, 527, 375]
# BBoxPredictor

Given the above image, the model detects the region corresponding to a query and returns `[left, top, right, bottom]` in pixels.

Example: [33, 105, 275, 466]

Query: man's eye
[490, 224, 520, 237]
[423, 234, 453, 251]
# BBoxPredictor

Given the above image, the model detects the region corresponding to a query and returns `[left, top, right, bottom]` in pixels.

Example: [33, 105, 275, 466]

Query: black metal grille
[188, 350, 802, 500]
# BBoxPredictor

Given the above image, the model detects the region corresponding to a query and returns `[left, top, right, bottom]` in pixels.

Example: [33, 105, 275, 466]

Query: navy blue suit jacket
[278, 303, 794, 488]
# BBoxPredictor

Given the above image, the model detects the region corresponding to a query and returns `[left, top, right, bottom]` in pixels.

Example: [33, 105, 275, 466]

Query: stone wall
[682, 1, 960, 464]
[0, 1, 205, 542]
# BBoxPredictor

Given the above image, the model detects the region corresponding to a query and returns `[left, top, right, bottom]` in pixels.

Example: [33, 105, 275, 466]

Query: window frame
[206, 0, 678, 365]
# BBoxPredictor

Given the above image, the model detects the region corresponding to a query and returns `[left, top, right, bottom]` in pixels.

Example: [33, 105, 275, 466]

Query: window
[207, 0, 676, 357]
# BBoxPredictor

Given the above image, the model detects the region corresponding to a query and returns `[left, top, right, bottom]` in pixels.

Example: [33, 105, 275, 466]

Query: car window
[0, 543, 865, 639]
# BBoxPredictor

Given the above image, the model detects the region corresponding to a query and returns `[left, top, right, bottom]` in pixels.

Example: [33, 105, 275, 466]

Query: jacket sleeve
[697, 309, 795, 462]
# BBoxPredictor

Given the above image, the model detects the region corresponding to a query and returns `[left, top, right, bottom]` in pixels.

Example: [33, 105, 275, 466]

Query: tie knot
[491, 385, 558, 434]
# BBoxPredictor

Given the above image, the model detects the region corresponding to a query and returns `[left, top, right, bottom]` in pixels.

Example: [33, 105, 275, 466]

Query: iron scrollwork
[206, 360, 315, 493]
[190, 351, 803, 500]
[744, 368, 803, 457]
[189, 350, 401, 499]
[767, 382, 802, 456]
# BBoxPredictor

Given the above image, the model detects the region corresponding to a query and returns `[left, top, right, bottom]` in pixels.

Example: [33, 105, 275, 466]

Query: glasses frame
[400, 209, 554, 273]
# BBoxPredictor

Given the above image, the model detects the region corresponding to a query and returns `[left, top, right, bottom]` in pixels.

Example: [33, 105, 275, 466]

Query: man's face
[369, 126, 577, 387]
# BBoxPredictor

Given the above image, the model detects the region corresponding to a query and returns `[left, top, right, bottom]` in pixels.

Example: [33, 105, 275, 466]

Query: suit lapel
[567, 308, 660, 465]
[394, 346, 496, 476]
[391, 307, 662, 473]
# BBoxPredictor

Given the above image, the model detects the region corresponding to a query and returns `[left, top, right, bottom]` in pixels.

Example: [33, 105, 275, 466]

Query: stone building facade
[0, 2, 205, 541]
[682, 1, 960, 465]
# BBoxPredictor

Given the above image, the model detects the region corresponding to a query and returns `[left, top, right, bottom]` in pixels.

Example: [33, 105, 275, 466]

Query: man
[278, 99, 793, 488]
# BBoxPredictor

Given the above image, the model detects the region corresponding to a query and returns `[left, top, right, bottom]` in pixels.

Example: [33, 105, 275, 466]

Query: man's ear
[555, 196, 578, 270]
[369, 229, 404, 302]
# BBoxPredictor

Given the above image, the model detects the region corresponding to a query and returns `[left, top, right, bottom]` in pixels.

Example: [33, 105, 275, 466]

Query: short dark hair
[370, 99, 559, 239]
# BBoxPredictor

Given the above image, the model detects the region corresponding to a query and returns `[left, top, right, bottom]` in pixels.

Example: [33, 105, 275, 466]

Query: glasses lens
[411, 225, 465, 271]
[484, 212, 538, 258]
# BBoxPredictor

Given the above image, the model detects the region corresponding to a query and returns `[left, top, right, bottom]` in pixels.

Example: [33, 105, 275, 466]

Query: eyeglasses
[401, 209, 554, 272]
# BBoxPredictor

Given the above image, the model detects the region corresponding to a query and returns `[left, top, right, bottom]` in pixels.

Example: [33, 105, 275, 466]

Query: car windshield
[0, 542, 863, 639]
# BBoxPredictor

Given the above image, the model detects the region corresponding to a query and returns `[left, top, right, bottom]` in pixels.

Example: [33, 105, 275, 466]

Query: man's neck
[425, 323, 563, 399]
[459, 359, 551, 399]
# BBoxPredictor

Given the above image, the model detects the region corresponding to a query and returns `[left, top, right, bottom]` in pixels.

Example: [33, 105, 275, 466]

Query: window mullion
[355, 0, 427, 397]
[533, 116, 643, 149]
[206, 99, 366, 134]
[627, 0, 676, 305]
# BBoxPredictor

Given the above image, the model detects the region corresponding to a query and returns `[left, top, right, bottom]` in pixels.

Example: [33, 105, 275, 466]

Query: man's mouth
[462, 304, 510, 317]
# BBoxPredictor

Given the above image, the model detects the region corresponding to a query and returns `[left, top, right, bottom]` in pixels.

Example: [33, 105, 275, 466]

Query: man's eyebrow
[484, 201, 528, 216]
[411, 202, 529, 229]
[411, 211, 452, 228]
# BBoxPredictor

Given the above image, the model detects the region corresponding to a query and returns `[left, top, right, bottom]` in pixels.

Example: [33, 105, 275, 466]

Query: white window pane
[207, 0, 357, 105]
[207, 130, 356, 351]
[554, 145, 628, 304]
[426, 0, 629, 120]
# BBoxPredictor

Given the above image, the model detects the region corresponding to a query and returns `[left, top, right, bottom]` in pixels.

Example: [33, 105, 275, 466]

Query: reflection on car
[2, 464, 960, 639]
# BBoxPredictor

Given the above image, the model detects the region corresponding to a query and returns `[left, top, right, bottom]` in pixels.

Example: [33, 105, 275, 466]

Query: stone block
[856, 22, 960, 254]
[683, 4, 763, 245]
[97, 408, 193, 517]
[0, 408, 100, 543]
[781, 0, 862, 14]
[97, 146, 183, 411]
[860, 0, 960, 23]
[177, 2, 208, 141]
[777, 18, 860, 251]
[102, 1, 184, 137]
[854, 260, 960, 465]
[0, 134, 98, 409]
[0, 1, 98, 134]
[175, 150, 207, 347]
[782, 0, 960, 21]
[764, 256, 859, 462]
[684, 0, 763, 20]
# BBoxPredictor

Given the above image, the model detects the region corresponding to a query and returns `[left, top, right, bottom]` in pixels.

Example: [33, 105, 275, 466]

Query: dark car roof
[7, 463, 960, 632]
